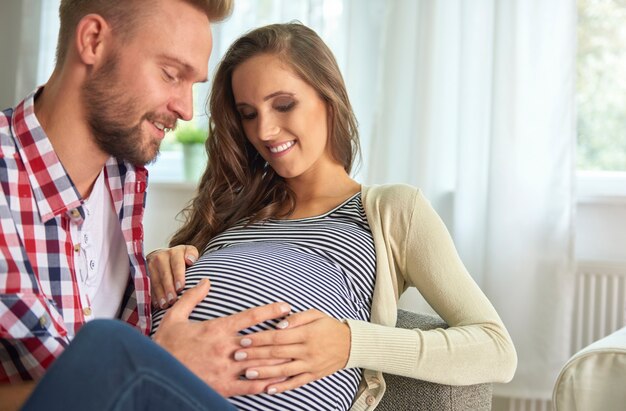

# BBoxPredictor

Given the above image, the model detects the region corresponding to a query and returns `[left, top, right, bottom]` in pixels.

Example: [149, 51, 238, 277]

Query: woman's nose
[257, 114, 280, 140]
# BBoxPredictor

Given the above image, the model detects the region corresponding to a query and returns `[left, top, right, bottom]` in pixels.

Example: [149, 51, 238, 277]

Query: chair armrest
[375, 309, 492, 411]
[553, 326, 626, 411]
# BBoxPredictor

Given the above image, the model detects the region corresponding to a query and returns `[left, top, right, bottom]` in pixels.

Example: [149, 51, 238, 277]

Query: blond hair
[56, 0, 233, 64]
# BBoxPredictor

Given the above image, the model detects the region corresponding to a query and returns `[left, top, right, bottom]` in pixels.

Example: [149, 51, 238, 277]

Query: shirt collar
[12, 88, 148, 223]
[12, 88, 84, 222]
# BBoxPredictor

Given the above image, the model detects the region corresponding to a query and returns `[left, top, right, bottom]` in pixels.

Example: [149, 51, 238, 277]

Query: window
[577, 0, 626, 172]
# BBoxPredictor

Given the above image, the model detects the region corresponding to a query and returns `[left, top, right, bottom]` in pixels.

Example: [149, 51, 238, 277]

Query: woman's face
[231, 53, 337, 181]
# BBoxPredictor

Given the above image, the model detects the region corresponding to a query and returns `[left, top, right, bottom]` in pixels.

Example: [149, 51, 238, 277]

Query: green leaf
[175, 125, 207, 145]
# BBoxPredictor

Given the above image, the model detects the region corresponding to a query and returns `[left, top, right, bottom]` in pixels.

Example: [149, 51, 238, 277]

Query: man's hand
[0, 382, 35, 411]
[147, 245, 198, 309]
[152, 278, 293, 397]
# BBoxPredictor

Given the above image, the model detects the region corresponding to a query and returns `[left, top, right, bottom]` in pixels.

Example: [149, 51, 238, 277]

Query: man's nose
[169, 86, 194, 121]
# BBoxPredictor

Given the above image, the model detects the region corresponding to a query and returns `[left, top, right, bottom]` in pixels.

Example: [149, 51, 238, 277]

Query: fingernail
[159, 298, 167, 308]
[186, 254, 197, 263]
[245, 370, 259, 379]
[279, 303, 290, 314]
[277, 320, 289, 329]
[240, 338, 252, 347]
[175, 281, 182, 291]
[267, 387, 277, 395]
[167, 292, 175, 304]
[234, 351, 247, 361]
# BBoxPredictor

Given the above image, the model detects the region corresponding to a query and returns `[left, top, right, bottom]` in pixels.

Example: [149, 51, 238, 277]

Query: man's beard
[82, 55, 175, 166]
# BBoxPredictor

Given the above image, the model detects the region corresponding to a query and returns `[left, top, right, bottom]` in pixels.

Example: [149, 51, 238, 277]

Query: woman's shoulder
[361, 183, 424, 205]
[361, 184, 433, 225]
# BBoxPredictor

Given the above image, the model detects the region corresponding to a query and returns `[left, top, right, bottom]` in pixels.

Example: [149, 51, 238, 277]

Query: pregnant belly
[151, 241, 364, 411]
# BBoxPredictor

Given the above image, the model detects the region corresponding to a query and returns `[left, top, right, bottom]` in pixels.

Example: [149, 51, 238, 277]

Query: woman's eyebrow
[264, 91, 295, 101]
[236, 92, 295, 108]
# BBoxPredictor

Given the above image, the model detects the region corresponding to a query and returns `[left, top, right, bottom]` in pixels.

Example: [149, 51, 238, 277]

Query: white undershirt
[70, 170, 129, 320]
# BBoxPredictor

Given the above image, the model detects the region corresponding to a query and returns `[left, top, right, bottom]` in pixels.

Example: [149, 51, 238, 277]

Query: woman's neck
[282, 169, 361, 219]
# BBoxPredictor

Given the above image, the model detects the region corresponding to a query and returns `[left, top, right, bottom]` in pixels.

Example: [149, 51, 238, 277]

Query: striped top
[152, 193, 376, 410]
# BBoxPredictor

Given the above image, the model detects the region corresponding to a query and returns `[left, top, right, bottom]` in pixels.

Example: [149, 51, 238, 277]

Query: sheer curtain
[366, 0, 576, 400]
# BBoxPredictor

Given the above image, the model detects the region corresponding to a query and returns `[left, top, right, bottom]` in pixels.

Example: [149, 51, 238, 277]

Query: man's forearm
[0, 381, 36, 411]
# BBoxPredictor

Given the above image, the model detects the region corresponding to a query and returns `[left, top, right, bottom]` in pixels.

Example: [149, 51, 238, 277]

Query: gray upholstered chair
[375, 309, 493, 411]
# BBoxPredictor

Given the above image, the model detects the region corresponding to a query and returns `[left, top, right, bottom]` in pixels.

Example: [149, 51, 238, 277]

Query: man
[0, 0, 289, 409]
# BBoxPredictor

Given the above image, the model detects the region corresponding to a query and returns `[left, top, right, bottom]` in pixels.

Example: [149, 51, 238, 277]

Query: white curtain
[366, 0, 576, 400]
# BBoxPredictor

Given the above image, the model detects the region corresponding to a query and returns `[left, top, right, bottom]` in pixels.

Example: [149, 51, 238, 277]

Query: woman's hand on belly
[147, 244, 199, 309]
[153, 278, 293, 397]
[233, 309, 351, 395]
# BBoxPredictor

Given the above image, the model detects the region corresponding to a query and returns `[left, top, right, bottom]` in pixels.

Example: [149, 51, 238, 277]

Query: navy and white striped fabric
[152, 193, 376, 410]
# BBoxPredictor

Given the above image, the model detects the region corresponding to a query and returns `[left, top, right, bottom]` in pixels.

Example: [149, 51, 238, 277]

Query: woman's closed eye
[273, 98, 297, 113]
[239, 109, 257, 121]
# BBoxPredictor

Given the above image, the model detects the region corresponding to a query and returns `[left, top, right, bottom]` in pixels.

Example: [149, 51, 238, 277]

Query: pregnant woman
[148, 22, 517, 411]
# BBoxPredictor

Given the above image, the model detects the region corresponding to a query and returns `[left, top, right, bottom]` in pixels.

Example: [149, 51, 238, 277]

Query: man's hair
[55, 0, 233, 64]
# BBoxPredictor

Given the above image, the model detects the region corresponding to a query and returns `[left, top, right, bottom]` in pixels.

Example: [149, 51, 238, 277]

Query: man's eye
[162, 69, 176, 82]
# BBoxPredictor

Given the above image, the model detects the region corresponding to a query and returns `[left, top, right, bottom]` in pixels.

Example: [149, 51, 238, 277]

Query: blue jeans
[22, 319, 236, 411]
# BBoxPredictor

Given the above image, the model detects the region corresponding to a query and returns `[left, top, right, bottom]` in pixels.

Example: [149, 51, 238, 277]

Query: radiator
[506, 398, 551, 411]
[496, 261, 626, 411]
[572, 260, 626, 353]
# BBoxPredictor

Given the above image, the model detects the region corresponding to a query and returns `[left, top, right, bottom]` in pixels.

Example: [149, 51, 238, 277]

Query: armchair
[375, 310, 493, 411]
[553, 325, 626, 410]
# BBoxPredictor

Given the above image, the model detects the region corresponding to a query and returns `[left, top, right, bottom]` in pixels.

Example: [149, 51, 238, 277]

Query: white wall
[143, 182, 196, 253]
[0, 0, 43, 108]
[0, 1, 25, 108]
[576, 201, 626, 261]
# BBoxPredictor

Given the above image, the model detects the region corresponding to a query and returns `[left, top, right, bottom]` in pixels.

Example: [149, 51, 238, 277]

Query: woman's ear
[74, 14, 111, 67]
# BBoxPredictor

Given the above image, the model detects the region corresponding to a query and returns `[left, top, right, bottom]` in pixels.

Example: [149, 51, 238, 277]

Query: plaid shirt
[0, 90, 151, 383]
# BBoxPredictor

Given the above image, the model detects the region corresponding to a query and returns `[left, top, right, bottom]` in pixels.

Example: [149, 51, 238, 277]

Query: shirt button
[73, 244, 81, 253]
[38, 316, 47, 327]
[135, 181, 146, 193]
[83, 307, 92, 316]
[70, 209, 81, 219]
[89, 260, 95, 270]
[366, 395, 375, 405]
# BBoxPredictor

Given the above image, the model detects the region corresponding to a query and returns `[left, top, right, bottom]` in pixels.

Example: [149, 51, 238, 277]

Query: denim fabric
[22, 319, 235, 411]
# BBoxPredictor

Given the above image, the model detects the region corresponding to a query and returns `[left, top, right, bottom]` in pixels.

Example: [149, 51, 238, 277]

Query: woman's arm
[345, 188, 517, 385]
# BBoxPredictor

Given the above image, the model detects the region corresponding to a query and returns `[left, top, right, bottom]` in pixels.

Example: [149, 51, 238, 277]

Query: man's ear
[74, 14, 111, 66]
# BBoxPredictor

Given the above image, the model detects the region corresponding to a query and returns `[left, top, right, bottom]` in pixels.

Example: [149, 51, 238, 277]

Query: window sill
[577, 171, 626, 205]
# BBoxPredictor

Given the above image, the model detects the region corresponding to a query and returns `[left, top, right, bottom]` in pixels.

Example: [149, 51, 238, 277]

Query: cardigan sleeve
[344, 188, 517, 385]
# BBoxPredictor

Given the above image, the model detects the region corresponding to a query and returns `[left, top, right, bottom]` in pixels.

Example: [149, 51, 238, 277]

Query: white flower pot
[182, 143, 207, 182]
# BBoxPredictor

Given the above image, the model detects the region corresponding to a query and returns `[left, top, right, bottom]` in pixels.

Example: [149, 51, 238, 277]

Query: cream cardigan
[346, 184, 517, 411]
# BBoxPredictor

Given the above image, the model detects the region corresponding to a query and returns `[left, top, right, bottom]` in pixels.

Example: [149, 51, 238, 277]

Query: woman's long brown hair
[169, 22, 360, 253]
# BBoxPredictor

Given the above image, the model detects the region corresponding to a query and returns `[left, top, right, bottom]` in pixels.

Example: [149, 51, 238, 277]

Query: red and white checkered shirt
[0, 90, 151, 383]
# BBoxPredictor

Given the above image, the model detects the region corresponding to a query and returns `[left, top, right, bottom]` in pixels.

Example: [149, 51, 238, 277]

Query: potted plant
[175, 125, 208, 182]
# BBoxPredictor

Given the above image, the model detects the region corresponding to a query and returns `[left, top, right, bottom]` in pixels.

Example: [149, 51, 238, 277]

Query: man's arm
[0, 381, 35, 411]
[0, 293, 70, 383]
